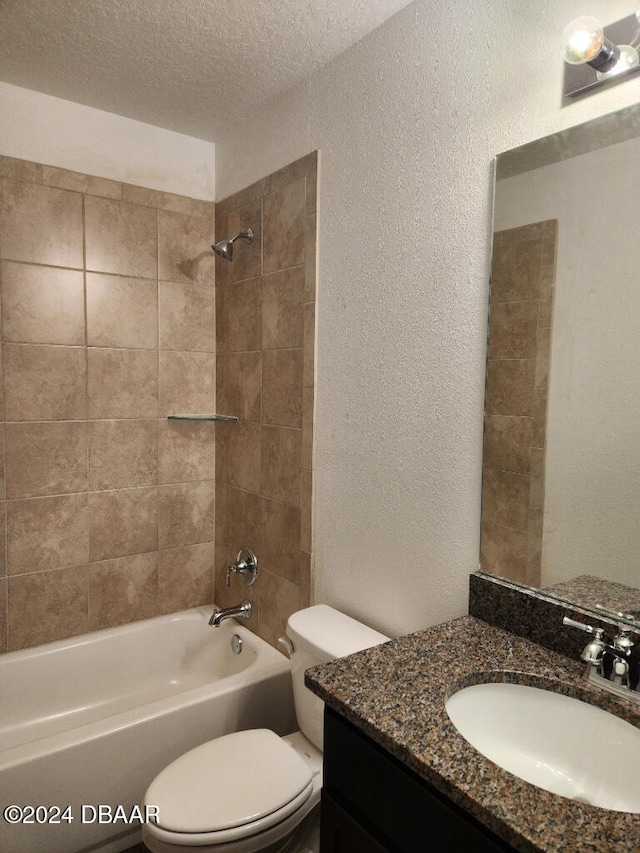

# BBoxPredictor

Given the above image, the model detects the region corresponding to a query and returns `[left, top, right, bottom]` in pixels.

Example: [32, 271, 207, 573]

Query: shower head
[211, 228, 254, 262]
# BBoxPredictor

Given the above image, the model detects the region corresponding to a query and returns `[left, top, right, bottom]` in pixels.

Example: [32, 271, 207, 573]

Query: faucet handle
[226, 547, 258, 587]
[562, 617, 606, 664]
[562, 616, 600, 635]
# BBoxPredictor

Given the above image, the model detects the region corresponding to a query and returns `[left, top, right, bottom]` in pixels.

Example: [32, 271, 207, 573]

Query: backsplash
[0, 157, 217, 652]
[214, 152, 318, 649]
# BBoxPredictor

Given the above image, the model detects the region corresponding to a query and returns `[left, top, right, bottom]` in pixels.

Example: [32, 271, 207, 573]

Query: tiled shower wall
[0, 156, 217, 652]
[214, 153, 318, 648]
[480, 219, 557, 587]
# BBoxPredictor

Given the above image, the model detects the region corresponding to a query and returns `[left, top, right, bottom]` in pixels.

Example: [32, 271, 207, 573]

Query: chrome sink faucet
[563, 616, 640, 705]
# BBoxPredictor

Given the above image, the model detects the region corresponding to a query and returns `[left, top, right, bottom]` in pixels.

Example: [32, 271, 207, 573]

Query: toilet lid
[145, 729, 314, 834]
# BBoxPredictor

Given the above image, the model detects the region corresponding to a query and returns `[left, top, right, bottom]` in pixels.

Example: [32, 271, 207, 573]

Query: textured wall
[0, 157, 216, 652]
[215, 0, 640, 638]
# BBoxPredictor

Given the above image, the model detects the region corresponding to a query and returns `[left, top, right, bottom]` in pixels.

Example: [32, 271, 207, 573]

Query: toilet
[141, 605, 389, 853]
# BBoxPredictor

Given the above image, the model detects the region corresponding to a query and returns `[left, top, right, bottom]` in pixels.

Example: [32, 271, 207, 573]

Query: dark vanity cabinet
[320, 708, 517, 853]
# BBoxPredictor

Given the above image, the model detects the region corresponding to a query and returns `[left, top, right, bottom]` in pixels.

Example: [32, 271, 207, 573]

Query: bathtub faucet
[209, 599, 252, 628]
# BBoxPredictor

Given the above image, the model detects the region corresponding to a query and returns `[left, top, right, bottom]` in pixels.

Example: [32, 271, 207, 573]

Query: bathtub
[0, 606, 296, 853]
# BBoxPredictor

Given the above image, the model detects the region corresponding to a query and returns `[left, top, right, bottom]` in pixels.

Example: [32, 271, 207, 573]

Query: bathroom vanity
[306, 593, 640, 853]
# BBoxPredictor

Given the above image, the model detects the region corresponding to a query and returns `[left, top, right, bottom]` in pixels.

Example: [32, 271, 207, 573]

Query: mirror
[480, 103, 640, 627]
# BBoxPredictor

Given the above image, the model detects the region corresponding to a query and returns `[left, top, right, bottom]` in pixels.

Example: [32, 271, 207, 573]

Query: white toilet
[141, 605, 389, 853]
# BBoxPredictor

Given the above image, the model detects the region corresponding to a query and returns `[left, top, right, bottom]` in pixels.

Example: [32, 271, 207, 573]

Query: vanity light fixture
[562, 11, 640, 99]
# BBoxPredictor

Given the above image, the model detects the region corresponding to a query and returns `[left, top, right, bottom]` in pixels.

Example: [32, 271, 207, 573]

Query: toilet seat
[144, 729, 315, 846]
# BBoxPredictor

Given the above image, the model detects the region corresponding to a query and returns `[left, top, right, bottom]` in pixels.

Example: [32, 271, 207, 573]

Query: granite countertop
[305, 615, 640, 853]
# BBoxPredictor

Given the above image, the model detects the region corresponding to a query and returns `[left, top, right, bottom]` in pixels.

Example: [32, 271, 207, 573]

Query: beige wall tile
[89, 420, 158, 490]
[0, 179, 83, 268]
[482, 468, 529, 531]
[257, 568, 300, 648]
[86, 273, 158, 349]
[158, 542, 214, 612]
[225, 202, 262, 285]
[85, 196, 157, 278]
[1, 262, 85, 345]
[0, 578, 6, 653]
[42, 166, 122, 199]
[158, 420, 215, 484]
[484, 359, 535, 417]
[535, 326, 551, 390]
[158, 209, 214, 284]
[263, 179, 305, 274]
[488, 301, 538, 360]
[0, 503, 6, 577]
[0, 431, 5, 501]
[4, 344, 86, 421]
[7, 494, 88, 574]
[0, 157, 42, 183]
[0, 156, 225, 652]
[490, 240, 542, 303]
[480, 522, 527, 582]
[483, 415, 531, 474]
[158, 481, 215, 550]
[215, 484, 260, 574]
[303, 302, 315, 387]
[8, 565, 89, 651]
[216, 352, 261, 422]
[301, 469, 313, 554]
[159, 280, 215, 351]
[259, 497, 300, 582]
[159, 351, 216, 416]
[262, 267, 304, 350]
[261, 426, 301, 506]
[262, 349, 303, 428]
[89, 553, 158, 631]
[216, 279, 262, 353]
[215, 421, 261, 492]
[5, 421, 87, 499]
[88, 348, 158, 418]
[122, 184, 214, 220]
[304, 215, 317, 301]
[302, 386, 314, 472]
[89, 487, 158, 562]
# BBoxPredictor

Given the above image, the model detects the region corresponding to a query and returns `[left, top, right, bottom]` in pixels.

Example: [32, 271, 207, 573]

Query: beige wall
[0, 156, 217, 652]
[214, 153, 318, 648]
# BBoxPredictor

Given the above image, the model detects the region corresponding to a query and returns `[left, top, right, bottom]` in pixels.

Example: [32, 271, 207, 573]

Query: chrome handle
[226, 547, 258, 586]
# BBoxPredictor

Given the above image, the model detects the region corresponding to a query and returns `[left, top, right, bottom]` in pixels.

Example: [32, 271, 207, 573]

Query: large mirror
[480, 103, 640, 627]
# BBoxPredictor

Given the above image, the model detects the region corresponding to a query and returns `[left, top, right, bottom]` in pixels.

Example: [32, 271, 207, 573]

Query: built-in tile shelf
[167, 414, 239, 422]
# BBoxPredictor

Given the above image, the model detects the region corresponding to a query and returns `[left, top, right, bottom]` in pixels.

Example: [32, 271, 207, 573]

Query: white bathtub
[0, 606, 296, 853]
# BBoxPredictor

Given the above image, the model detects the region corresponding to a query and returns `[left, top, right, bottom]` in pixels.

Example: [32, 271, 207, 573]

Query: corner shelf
[167, 414, 239, 422]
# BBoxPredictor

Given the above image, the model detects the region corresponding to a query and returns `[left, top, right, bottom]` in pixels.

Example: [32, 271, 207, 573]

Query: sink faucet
[562, 616, 640, 705]
[209, 599, 252, 628]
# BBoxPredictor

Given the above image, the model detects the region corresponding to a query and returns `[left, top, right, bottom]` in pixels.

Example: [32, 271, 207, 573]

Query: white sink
[445, 681, 640, 813]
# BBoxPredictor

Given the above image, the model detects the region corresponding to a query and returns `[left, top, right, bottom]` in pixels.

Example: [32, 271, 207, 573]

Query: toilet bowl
[141, 605, 388, 852]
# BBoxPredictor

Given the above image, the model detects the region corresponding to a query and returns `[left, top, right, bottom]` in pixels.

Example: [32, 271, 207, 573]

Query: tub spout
[209, 599, 252, 627]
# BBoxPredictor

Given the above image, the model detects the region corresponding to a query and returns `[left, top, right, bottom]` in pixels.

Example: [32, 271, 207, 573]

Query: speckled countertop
[305, 615, 640, 853]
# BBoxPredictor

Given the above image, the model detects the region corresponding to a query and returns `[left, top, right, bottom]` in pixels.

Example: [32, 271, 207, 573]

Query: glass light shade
[561, 16, 604, 64]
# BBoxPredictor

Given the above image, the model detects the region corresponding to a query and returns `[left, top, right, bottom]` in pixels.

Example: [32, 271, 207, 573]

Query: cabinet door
[323, 708, 516, 853]
[320, 791, 390, 853]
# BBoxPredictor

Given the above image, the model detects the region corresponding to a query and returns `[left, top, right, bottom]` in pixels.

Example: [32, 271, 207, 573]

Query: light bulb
[561, 16, 604, 64]
[561, 16, 620, 71]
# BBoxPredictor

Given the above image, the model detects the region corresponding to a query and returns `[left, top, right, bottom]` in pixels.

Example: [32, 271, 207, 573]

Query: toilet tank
[286, 605, 389, 751]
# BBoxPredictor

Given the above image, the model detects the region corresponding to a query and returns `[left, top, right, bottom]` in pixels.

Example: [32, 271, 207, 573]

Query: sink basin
[445, 681, 640, 813]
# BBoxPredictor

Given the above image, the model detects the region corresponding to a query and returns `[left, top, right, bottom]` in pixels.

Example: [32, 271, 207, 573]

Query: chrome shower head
[211, 228, 253, 261]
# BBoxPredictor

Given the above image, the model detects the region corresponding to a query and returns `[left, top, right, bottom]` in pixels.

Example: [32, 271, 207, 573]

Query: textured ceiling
[0, 0, 415, 142]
